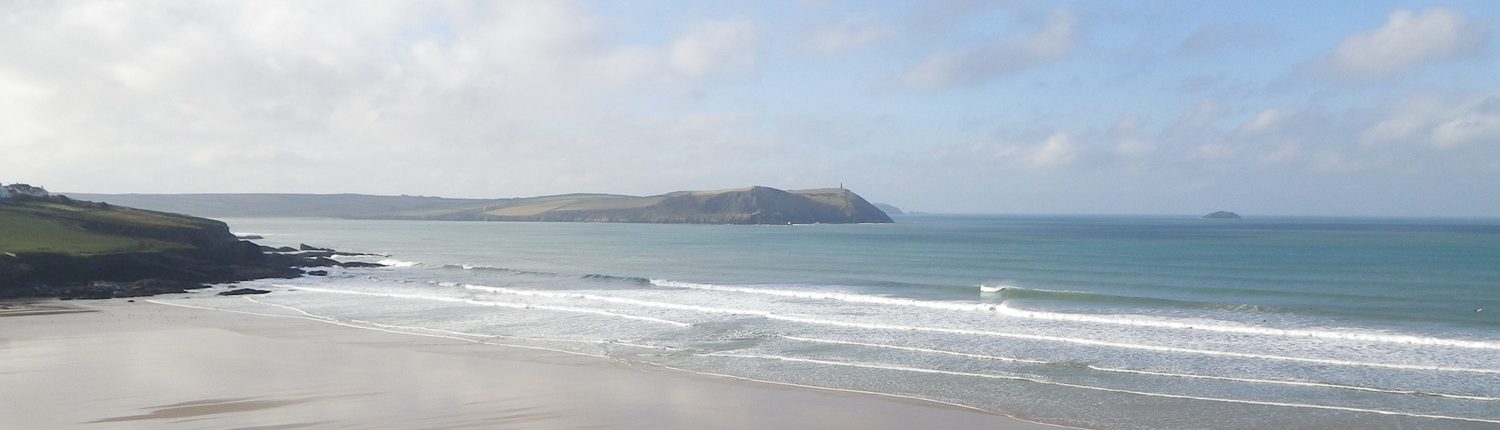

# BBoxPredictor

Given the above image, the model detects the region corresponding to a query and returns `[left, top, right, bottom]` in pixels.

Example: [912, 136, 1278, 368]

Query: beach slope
[0, 300, 1057, 429]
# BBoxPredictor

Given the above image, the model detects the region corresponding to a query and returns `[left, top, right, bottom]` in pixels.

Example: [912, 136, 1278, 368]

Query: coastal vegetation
[0, 194, 352, 299]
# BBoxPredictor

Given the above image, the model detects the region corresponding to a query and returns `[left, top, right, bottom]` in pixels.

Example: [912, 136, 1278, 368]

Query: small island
[1201, 211, 1242, 219]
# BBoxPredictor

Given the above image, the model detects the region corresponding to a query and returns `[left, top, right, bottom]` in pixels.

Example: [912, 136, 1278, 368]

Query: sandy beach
[0, 298, 1060, 429]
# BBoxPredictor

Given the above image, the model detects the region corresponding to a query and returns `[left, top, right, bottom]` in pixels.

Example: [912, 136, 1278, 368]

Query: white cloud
[1027, 133, 1077, 167]
[1240, 109, 1287, 134]
[1114, 139, 1155, 157]
[1111, 116, 1144, 134]
[1173, 101, 1225, 130]
[0, 2, 796, 197]
[1431, 113, 1500, 147]
[1363, 93, 1500, 147]
[805, 15, 892, 54]
[905, 8, 1075, 88]
[1193, 143, 1236, 161]
[1322, 8, 1491, 80]
[669, 19, 759, 78]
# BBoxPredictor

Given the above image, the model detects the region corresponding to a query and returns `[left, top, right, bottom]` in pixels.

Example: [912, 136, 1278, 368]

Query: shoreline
[0, 297, 1065, 429]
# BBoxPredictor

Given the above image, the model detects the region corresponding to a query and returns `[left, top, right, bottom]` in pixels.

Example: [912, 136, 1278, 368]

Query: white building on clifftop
[1, 183, 49, 198]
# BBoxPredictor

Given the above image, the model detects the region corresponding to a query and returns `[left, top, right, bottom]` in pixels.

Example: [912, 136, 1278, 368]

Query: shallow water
[209, 215, 1500, 429]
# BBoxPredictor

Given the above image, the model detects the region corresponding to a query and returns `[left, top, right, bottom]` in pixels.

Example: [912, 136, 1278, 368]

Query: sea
[181, 215, 1499, 429]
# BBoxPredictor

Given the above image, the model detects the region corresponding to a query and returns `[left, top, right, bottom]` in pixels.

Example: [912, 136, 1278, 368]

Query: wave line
[462, 284, 1500, 374]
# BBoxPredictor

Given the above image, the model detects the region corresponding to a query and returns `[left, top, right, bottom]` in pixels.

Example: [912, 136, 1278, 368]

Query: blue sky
[1, 1, 1497, 215]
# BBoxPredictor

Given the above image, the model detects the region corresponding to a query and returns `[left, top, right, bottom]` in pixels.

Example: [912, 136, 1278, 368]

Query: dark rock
[303, 257, 340, 267]
[275, 246, 298, 252]
[118, 278, 193, 297]
[219, 288, 271, 296]
[59, 282, 122, 300]
[339, 261, 385, 268]
[1202, 211, 1242, 219]
[236, 234, 264, 240]
[307, 270, 328, 276]
[299, 243, 333, 251]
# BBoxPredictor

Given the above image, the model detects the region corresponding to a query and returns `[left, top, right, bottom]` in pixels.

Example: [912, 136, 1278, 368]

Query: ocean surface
[186, 215, 1499, 429]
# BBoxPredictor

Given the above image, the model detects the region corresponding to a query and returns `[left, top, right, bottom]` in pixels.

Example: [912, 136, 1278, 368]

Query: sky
[2, 1, 1498, 216]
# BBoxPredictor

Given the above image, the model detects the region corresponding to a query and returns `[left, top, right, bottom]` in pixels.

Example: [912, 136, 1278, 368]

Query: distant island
[70, 186, 894, 225]
[1202, 211, 1242, 219]
[0, 185, 367, 299]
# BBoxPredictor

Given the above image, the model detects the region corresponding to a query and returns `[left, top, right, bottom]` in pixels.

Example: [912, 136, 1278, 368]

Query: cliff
[0, 196, 333, 299]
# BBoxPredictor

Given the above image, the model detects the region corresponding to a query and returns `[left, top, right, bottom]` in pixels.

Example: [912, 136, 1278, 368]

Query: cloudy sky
[3, 1, 1498, 216]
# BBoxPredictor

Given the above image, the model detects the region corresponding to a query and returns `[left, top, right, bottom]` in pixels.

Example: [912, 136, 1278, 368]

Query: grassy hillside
[369, 187, 892, 224]
[0, 198, 227, 256]
[69, 186, 894, 224]
[64, 193, 494, 218]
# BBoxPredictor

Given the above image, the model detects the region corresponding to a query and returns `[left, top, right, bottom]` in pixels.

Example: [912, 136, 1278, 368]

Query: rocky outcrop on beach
[218, 288, 271, 296]
[0, 195, 376, 300]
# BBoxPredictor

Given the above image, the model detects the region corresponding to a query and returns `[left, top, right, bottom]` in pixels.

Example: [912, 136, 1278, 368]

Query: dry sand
[0, 299, 1061, 429]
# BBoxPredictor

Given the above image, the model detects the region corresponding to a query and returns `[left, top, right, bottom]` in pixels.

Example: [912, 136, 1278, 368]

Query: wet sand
[0, 299, 1062, 429]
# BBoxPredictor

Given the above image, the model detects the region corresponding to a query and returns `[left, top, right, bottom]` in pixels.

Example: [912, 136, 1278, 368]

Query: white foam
[465, 284, 1500, 374]
[290, 285, 691, 327]
[240, 295, 683, 352]
[377, 259, 421, 268]
[781, 336, 1049, 364]
[782, 335, 1500, 401]
[651, 279, 1500, 351]
[979, 284, 1010, 294]
[144, 299, 610, 359]
[650, 279, 983, 311]
[710, 353, 1500, 425]
[342, 318, 682, 351]
[994, 302, 1500, 350]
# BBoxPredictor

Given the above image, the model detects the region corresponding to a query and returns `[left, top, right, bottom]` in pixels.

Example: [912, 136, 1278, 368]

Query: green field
[0, 204, 192, 255]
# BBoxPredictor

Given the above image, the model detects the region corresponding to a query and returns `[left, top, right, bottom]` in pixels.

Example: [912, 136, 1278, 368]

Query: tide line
[291, 285, 691, 327]
[143, 299, 611, 359]
[709, 353, 1500, 425]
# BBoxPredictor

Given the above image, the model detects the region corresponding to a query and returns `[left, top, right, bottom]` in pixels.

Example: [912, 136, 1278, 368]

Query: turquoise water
[193, 215, 1499, 429]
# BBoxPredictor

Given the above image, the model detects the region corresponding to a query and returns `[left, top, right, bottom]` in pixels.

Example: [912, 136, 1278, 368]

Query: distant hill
[873, 203, 904, 216]
[69, 186, 894, 225]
